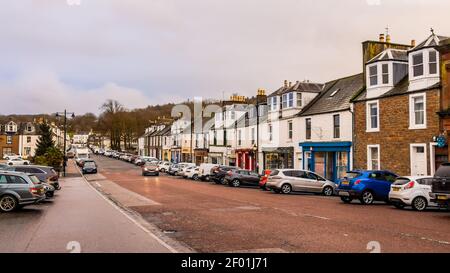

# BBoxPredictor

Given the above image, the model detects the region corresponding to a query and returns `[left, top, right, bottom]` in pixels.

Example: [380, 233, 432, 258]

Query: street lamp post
[56, 110, 75, 177]
[255, 89, 267, 174]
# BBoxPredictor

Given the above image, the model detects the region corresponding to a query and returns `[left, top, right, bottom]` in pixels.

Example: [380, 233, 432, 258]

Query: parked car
[185, 166, 200, 180]
[211, 165, 239, 184]
[178, 163, 196, 177]
[6, 165, 60, 190]
[0, 171, 46, 212]
[198, 163, 219, 181]
[28, 175, 55, 198]
[224, 169, 261, 187]
[0, 164, 8, 170]
[82, 161, 98, 174]
[158, 161, 171, 172]
[389, 176, 435, 211]
[167, 164, 181, 175]
[78, 158, 95, 168]
[7, 158, 30, 166]
[66, 151, 75, 158]
[3, 153, 21, 160]
[336, 170, 398, 205]
[142, 162, 159, 176]
[104, 150, 113, 157]
[135, 156, 158, 166]
[265, 169, 336, 196]
[129, 155, 140, 164]
[430, 162, 450, 208]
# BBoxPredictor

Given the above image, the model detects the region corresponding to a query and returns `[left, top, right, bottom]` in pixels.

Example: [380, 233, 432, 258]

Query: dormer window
[268, 96, 278, 111]
[382, 64, 389, 84]
[412, 52, 424, 77]
[297, 93, 302, 107]
[369, 65, 378, 86]
[429, 51, 437, 74]
[282, 92, 294, 109]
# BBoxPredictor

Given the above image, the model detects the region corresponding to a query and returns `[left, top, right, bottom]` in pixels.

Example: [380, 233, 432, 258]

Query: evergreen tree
[35, 122, 55, 157]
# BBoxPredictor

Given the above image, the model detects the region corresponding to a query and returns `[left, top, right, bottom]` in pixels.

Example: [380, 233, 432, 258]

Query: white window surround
[367, 144, 381, 170]
[410, 143, 428, 176]
[268, 96, 279, 112]
[409, 48, 440, 81]
[366, 62, 394, 88]
[282, 92, 294, 109]
[366, 100, 380, 132]
[409, 93, 427, 130]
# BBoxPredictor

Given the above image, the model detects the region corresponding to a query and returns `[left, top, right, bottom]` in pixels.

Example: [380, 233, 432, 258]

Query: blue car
[336, 170, 398, 205]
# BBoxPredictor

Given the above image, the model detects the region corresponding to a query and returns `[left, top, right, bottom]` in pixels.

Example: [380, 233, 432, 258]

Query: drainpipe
[350, 106, 355, 170]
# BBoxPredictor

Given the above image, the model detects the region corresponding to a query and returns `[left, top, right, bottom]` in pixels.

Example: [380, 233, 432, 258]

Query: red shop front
[236, 149, 256, 171]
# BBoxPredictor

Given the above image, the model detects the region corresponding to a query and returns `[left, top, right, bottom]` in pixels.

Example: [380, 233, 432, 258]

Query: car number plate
[338, 191, 350, 196]
[437, 195, 448, 200]
[341, 181, 349, 185]
[392, 188, 400, 192]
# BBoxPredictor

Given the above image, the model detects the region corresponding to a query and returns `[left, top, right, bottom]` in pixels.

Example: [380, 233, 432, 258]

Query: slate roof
[367, 48, 408, 64]
[267, 81, 323, 97]
[298, 73, 364, 116]
[409, 33, 449, 53]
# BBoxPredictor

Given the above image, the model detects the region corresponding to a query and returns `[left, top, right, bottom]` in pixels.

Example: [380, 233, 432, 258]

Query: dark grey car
[0, 171, 46, 212]
[224, 169, 261, 187]
[6, 165, 60, 190]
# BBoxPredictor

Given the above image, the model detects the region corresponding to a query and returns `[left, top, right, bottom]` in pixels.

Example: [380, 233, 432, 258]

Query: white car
[7, 158, 30, 166]
[3, 153, 22, 160]
[158, 161, 171, 172]
[176, 163, 196, 176]
[185, 167, 200, 180]
[389, 176, 436, 211]
[198, 163, 219, 181]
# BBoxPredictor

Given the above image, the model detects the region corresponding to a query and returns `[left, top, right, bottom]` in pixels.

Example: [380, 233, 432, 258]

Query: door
[0, 174, 9, 193]
[248, 172, 261, 185]
[411, 145, 427, 176]
[289, 170, 309, 191]
[304, 171, 326, 193]
[6, 175, 31, 200]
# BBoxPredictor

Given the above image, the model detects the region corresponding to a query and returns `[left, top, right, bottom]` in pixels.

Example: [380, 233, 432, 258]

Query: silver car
[0, 171, 46, 212]
[265, 169, 336, 196]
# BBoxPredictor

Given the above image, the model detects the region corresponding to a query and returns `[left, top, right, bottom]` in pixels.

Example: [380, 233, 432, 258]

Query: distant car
[7, 158, 30, 166]
[389, 176, 435, 211]
[104, 150, 113, 157]
[0, 164, 8, 170]
[82, 161, 98, 174]
[135, 156, 158, 166]
[3, 153, 21, 160]
[336, 170, 398, 205]
[185, 166, 200, 180]
[142, 162, 159, 176]
[6, 165, 60, 190]
[0, 171, 46, 212]
[158, 161, 171, 173]
[211, 166, 239, 184]
[66, 151, 75, 158]
[430, 162, 450, 208]
[198, 163, 219, 181]
[224, 169, 261, 187]
[167, 164, 181, 175]
[78, 158, 95, 168]
[177, 163, 196, 177]
[265, 169, 336, 196]
[129, 155, 140, 164]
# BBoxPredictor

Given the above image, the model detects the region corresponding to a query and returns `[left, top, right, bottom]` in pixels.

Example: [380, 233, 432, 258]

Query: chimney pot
[386, 34, 391, 43]
[284, 80, 288, 87]
[411, 39, 416, 47]
[379, 34, 385, 42]
[289, 82, 292, 87]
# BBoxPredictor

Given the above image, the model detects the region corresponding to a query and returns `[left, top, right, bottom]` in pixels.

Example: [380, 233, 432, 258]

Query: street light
[55, 110, 75, 177]
[255, 89, 267, 174]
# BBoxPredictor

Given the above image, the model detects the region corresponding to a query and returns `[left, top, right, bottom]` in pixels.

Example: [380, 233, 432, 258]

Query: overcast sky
[1, 0, 449, 115]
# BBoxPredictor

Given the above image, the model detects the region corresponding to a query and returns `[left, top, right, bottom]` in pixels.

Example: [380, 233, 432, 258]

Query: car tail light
[404, 181, 415, 189]
[354, 179, 362, 185]
[30, 187, 40, 195]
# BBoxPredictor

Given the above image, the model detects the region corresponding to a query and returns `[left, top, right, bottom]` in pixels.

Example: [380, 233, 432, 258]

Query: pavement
[93, 155, 450, 253]
[0, 160, 175, 253]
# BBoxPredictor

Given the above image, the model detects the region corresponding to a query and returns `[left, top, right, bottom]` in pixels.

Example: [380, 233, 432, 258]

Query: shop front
[162, 149, 171, 162]
[194, 149, 208, 166]
[262, 147, 294, 170]
[208, 152, 224, 164]
[299, 142, 351, 182]
[171, 148, 181, 163]
[236, 149, 256, 171]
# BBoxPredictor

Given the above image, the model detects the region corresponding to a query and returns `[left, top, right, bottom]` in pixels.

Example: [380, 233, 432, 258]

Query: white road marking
[95, 182, 102, 187]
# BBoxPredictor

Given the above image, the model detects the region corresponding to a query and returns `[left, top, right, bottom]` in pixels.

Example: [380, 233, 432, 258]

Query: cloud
[0, 70, 153, 115]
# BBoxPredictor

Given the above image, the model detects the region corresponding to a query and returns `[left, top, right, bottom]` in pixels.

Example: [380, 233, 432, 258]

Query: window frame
[287, 121, 293, 140]
[409, 93, 426, 130]
[333, 114, 340, 139]
[305, 118, 312, 140]
[367, 144, 381, 170]
[366, 100, 380, 132]
[412, 52, 424, 78]
[368, 64, 378, 86]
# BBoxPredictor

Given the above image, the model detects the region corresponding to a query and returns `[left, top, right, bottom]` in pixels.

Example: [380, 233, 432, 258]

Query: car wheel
[0, 195, 18, 212]
[322, 186, 333, 196]
[340, 196, 352, 203]
[192, 174, 199, 181]
[360, 191, 374, 205]
[231, 179, 240, 187]
[161, 168, 165, 173]
[220, 177, 226, 185]
[412, 196, 427, 211]
[281, 184, 292, 194]
[393, 203, 405, 209]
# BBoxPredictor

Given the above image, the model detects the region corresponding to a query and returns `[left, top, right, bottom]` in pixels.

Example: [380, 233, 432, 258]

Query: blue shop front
[299, 142, 352, 182]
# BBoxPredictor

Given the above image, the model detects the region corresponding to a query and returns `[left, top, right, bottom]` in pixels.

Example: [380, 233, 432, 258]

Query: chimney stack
[284, 80, 288, 88]
[411, 39, 416, 47]
[379, 34, 385, 42]
[289, 82, 292, 87]
[386, 34, 391, 44]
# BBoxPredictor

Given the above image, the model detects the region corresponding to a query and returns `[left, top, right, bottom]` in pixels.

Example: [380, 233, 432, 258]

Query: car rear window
[345, 172, 361, 179]
[393, 178, 410, 185]
[28, 175, 41, 184]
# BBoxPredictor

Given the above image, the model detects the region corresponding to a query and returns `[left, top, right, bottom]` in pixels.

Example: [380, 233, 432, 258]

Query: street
[0, 161, 176, 253]
[89, 155, 450, 253]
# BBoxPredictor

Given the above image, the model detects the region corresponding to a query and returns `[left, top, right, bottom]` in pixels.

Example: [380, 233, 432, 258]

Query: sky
[1, 0, 450, 115]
